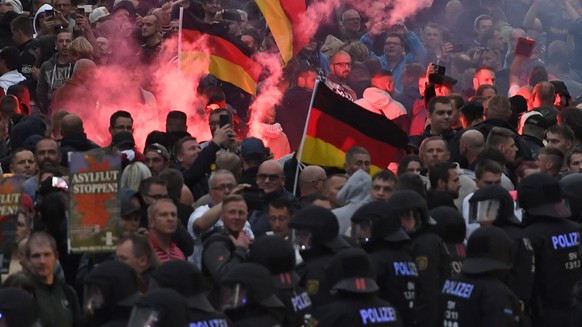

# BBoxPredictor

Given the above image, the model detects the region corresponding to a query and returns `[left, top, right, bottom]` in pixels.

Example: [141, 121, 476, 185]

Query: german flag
[299, 83, 408, 174]
[255, 0, 309, 65]
[180, 10, 262, 95]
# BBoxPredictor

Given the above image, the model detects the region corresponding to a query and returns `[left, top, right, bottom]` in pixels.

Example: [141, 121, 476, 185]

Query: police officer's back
[219, 263, 286, 327]
[351, 201, 418, 326]
[289, 205, 351, 308]
[430, 206, 467, 275]
[0, 287, 41, 327]
[469, 185, 535, 309]
[439, 226, 525, 326]
[127, 288, 191, 327]
[518, 173, 582, 326]
[250, 235, 312, 327]
[560, 173, 582, 224]
[387, 190, 451, 327]
[313, 248, 403, 327]
[149, 260, 231, 326]
[83, 260, 140, 327]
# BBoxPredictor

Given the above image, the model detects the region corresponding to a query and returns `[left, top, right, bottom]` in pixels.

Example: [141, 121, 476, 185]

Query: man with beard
[22, 138, 64, 201]
[325, 51, 357, 101]
[427, 162, 461, 209]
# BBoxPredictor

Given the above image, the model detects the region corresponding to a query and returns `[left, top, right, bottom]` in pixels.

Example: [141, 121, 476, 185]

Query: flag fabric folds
[180, 10, 261, 95]
[299, 83, 409, 174]
[255, 0, 309, 65]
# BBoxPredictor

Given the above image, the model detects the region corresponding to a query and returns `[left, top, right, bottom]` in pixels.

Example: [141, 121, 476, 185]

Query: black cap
[470, 185, 521, 225]
[134, 288, 190, 327]
[85, 260, 140, 307]
[289, 205, 339, 246]
[550, 80, 571, 99]
[250, 236, 300, 289]
[518, 173, 570, 218]
[460, 101, 484, 117]
[351, 201, 409, 242]
[220, 263, 284, 309]
[326, 248, 379, 294]
[462, 226, 514, 274]
[240, 137, 266, 158]
[0, 287, 40, 327]
[120, 199, 140, 217]
[150, 261, 215, 313]
[429, 206, 466, 243]
[112, 131, 135, 149]
[533, 106, 558, 126]
[523, 112, 550, 129]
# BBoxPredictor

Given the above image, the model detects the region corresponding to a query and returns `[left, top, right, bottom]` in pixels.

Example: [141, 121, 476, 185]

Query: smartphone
[515, 37, 536, 57]
[80, 4, 93, 13]
[451, 43, 463, 53]
[45, 9, 54, 19]
[51, 176, 68, 190]
[428, 63, 446, 84]
[76, 7, 85, 16]
[219, 114, 231, 128]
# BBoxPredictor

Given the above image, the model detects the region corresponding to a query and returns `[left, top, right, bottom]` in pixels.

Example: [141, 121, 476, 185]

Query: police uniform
[128, 288, 191, 327]
[83, 260, 140, 327]
[560, 173, 582, 223]
[313, 248, 403, 327]
[439, 226, 524, 327]
[388, 191, 451, 327]
[430, 206, 467, 275]
[150, 260, 232, 327]
[0, 287, 41, 327]
[351, 201, 419, 326]
[289, 206, 351, 308]
[219, 263, 286, 327]
[250, 236, 312, 327]
[518, 174, 582, 326]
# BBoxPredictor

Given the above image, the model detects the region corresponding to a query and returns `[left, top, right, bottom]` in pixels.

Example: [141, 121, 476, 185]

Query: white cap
[89, 6, 110, 24]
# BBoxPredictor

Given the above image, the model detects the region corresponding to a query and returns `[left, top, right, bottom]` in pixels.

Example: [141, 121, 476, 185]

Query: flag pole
[292, 80, 320, 196]
[178, 7, 184, 70]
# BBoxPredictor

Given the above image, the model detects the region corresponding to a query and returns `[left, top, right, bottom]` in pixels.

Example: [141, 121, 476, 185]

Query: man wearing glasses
[249, 160, 301, 236]
[325, 50, 357, 101]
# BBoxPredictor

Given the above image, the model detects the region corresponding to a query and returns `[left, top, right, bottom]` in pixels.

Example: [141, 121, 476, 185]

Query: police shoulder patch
[416, 256, 428, 271]
[306, 280, 319, 295]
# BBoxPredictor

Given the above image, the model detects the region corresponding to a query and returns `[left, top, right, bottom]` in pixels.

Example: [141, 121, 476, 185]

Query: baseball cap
[550, 80, 571, 100]
[0, 0, 23, 14]
[240, 137, 266, 158]
[460, 101, 484, 117]
[145, 143, 170, 161]
[523, 111, 549, 129]
[89, 7, 110, 24]
[517, 173, 570, 218]
[120, 199, 140, 217]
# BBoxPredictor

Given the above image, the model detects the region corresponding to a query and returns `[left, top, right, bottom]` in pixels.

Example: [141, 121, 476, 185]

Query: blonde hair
[70, 37, 94, 60]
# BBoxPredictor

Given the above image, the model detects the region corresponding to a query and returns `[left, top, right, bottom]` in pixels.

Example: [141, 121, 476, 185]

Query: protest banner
[0, 177, 22, 274]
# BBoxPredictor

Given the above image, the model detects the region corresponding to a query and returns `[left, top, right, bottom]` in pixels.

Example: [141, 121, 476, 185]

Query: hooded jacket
[255, 122, 290, 160]
[33, 4, 53, 36]
[0, 70, 25, 93]
[332, 169, 371, 235]
[355, 87, 409, 133]
[37, 52, 73, 112]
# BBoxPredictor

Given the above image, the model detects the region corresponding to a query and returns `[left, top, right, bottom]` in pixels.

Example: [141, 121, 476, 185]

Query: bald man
[459, 129, 485, 167]
[248, 160, 301, 236]
[59, 114, 100, 166]
[325, 51, 357, 101]
[299, 165, 327, 197]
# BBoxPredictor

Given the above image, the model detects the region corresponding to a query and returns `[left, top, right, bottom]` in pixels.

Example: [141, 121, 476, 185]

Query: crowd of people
[1, 0, 582, 325]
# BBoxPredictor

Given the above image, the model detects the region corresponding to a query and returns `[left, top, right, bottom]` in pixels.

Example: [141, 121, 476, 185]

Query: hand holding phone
[219, 114, 231, 128]
[515, 37, 536, 57]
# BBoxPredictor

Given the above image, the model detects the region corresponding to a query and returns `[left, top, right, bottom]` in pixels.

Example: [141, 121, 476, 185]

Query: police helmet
[326, 248, 379, 294]
[429, 206, 466, 243]
[128, 288, 190, 327]
[150, 261, 215, 313]
[84, 260, 140, 315]
[351, 201, 409, 244]
[469, 185, 520, 225]
[0, 287, 40, 327]
[518, 173, 570, 218]
[560, 173, 582, 220]
[462, 226, 515, 274]
[289, 205, 339, 250]
[387, 190, 435, 233]
[220, 263, 284, 310]
[250, 235, 300, 289]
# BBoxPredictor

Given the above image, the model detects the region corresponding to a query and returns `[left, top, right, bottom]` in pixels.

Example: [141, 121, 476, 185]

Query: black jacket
[181, 141, 221, 200]
[313, 293, 403, 327]
[59, 132, 100, 166]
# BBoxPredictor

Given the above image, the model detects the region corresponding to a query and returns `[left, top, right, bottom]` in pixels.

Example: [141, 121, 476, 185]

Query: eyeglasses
[145, 194, 169, 200]
[331, 62, 352, 68]
[211, 183, 236, 191]
[257, 174, 281, 181]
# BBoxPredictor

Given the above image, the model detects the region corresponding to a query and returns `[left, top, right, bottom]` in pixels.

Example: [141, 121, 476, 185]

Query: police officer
[127, 288, 191, 327]
[219, 262, 286, 326]
[387, 190, 450, 327]
[83, 260, 140, 327]
[429, 206, 466, 275]
[149, 260, 231, 326]
[351, 201, 418, 326]
[559, 173, 582, 223]
[468, 185, 535, 311]
[250, 235, 312, 327]
[518, 173, 582, 326]
[289, 205, 351, 308]
[0, 287, 40, 327]
[312, 247, 403, 326]
[439, 226, 524, 326]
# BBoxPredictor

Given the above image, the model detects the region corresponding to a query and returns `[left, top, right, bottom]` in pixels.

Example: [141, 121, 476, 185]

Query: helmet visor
[127, 307, 159, 327]
[469, 199, 500, 224]
[220, 283, 248, 311]
[290, 229, 313, 251]
[83, 284, 104, 316]
[351, 220, 373, 244]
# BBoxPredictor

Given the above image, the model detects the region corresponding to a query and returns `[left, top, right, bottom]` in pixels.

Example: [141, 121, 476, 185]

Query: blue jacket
[360, 32, 427, 92]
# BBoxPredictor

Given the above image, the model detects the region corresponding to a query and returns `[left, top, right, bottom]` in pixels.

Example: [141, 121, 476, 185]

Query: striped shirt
[150, 234, 185, 263]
